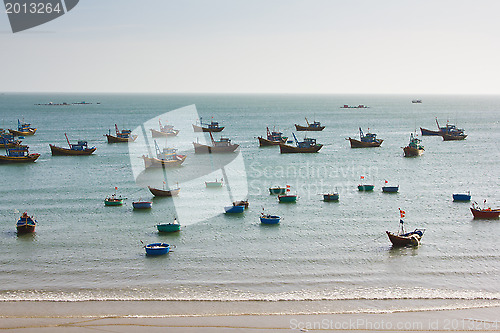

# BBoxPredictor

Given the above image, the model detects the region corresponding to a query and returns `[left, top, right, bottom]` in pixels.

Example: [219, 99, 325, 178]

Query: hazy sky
[1, 0, 499, 94]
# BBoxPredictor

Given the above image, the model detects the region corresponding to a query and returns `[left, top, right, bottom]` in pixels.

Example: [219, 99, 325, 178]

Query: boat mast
[292, 132, 299, 146]
[305, 117, 310, 126]
[359, 127, 364, 139]
[115, 124, 119, 136]
[64, 133, 71, 148]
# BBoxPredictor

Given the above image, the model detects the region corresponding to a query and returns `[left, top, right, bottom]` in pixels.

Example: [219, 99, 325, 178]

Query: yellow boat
[0, 146, 40, 163]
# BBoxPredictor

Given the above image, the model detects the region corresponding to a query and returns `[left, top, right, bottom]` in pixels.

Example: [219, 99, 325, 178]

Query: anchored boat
[105, 124, 138, 143]
[8, 119, 37, 136]
[157, 218, 181, 233]
[150, 119, 179, 137]
[453, 192, 471, 202]
[347, 127, 383, 148]
[192, 117, 224, 132]
[260, 214, 281, 225]
[224, 205, 245, 214]
[295, 117, 325, 131]
[470, 201, 500, 219]
[386, 209, 425, 247]
[132, 201, 153, 209]
[105, 188, 124, 206]
[144, 243, 170, 256]
[382, 181, 399, 193]
[205, 179, 223, 188]
[279, 133, 323, 153]
[0, 146, 40, 163]
[50, 133, 96, 156]
[16, 212, 37, 234]
[142, 141, 186, 168]
[148, 184, 180, 197]
[193, 132, 239, 154]
[269, 186, 286, 195]
[403, 133, 424, 157]
[323, 193, 339, 201]
[258, 127, 287, 146]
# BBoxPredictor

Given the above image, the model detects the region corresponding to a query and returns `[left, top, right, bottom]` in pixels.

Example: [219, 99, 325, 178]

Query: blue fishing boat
[144, 243, 170, 256]
[260, 214, 281, 225]
[258, 127, 287, 146]
[347, 128, 383, 148]
[16, 212, 37, 234]
[132, 201, 153, 209]
[224, 205, 245, 214]
[453, 192, 471, 202]
[157, 218, 181, 233]
[279, 133, 323, 153]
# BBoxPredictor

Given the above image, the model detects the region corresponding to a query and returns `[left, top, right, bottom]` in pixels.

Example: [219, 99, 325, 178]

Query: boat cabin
[297, 137, 317, 148]
[6, 146, 29, 157]
[70, 141, 90, 151]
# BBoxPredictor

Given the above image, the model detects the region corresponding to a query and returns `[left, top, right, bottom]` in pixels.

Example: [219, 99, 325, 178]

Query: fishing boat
[278, 194, 297, 203]
[340, 105, 369, 109]
[193, 132, 239, 153]
[323, 193, 339, 201]
[382, 186, 399, 193]
[8, 119, 37, 136]
[0, 132, 24, 148]
[157, 218, 181, 233]
[269, 186, 286, 195]
[50, 133, 96, 156]
[16, 212, 36, 234]
[421, 118, 465, 136]
[279, 133, 323, 153]
[442, 131, 467, 141]
[403, 133, 424, 157]
[260, 214, 281, 225]
[412, 99, 422, 103]
[142, 141, 186, 168]
[386, 209, 425, 247]
[224, 205, 245, 214]
[347, 127, 383, 148]
[105, 188, 124, 206]
[233, 200, 249, 208]
[105, 124, 138, 143]
[258, 127, 287, 146]
[192, 117, 224, 132]
[205, 179, 223, 188]
[453, 192, 471, 202]
[420, 127, 441, 136]
[470, 201, 500, 219]
[150, 119, 179, 137]
[358, 184, 374, 191]
[148, 184, 180, 197]
[295, 118, 325, 131]
[132, 201, 153, 209]
[0, 146, 40, 163]
[144, 243, 170, 256]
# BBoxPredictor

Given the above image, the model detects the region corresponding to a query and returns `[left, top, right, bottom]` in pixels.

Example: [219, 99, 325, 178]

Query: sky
[1, 0, 500, 94]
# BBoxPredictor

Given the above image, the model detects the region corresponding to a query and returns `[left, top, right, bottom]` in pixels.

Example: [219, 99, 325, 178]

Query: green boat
[278, 194, 297, 203]
[157, 218, 181, 233]
[104, 197, 124, 206]
[269, 186, 286, 195]
[358, 185, 375, 191]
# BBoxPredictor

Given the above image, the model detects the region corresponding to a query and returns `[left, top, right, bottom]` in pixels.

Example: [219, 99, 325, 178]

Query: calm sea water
[0, 93, 499, 315]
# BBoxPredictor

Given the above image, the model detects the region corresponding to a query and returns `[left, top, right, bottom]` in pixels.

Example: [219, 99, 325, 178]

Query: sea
[0, 93, 499, 316]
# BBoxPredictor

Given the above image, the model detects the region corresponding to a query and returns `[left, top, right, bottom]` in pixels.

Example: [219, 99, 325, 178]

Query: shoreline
[1, 302, 500, 332]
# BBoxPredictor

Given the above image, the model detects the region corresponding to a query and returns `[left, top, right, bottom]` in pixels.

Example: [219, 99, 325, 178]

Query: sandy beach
[1, 302, 499, 332]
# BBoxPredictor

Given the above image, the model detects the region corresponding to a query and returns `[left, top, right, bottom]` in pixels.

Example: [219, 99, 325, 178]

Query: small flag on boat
[115, 186, 118, 190]
[286, 185, 290, 188]
[399, 208, 405, 218]
[360, 176, 364, 179]
[385, 180, 388, 184]
[286, 188, 290, 192]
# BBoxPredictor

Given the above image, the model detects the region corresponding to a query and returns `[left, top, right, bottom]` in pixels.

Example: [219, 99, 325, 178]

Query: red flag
[385, 180, 388, 184]
[399, 208, 405, 218]
[286, 188, 290, 192]
[114, 187, 118, 190]
[360, 176, 364, 179]
[286, 185, 290, 188]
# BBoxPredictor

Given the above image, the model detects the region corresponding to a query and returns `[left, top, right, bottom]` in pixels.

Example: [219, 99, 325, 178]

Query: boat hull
[269, 187, 286, 195]
[0, 154, 40, 163]
[420, 127, 441, 136]
[157, 223, 181, 232]
[442, 133, 467, 141]
[386, 231, 422, 247]
[205, 181, 223, 188]
[192, 124, 224, 132]
[453, 194, 471, 202]
[470, 208, 500, 219]
[9, 128, 37, 136]
[279, 143, 323, 153]
[145, 243, 170, 256]
[16, 224, 36, 234]
[104, 199, 124, 206]
[260, 215, 281, 224]
[348, 138, 383, 148]
[132, 201, 153, 209]
[323, 194, 339, 201]
[382, 186, 399, 193]
[258, 136, 285, 146]
[148, 186, 180, 197]
[105, 134, 138, 143]
[50, 144, 96, 156]
[278, 195, 297, 203]
[403, 146, 424, 157]
[295, 124, 325, 131]
[224, 205, 245, 214]
[142, 155, 186, 168]
[150, 129, 179, 137]
[193, 142, 239, 154]
[358, 185, 375, 191]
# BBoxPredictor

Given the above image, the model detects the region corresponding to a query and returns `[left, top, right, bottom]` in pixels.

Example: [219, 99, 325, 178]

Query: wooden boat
[233, 200, 249, 208]
[269, 187, 286, 195]
[0, 146, 40, 163]
[358, 184, 374, 191]
[386, 210, 425, 247]
[8, 119, 37, 136]
[421, 118, 465, 136]
[150, 119, 179, 137]
[347, 127, 383, 148]
[453, 192, 471, 202]
[193, 132, 239, 154]
[278, 194, 297, 203]
[323, 193, 339, 201]
[260, 214, 281, 225]
[0, 132, 24, 148]
[295, 118, 325, 131]
[382, 186, 399, 193]
[157, 218, 181, 233]
[132, 201, 153, 209]
[224, 205, 245, 214]
[258, 127, 287, 146]
[148, 185, 180, 197]
[442, 132, 467, 141]
[403, 133, 424, 157]
[16, 212, 36, 234]
[412, 99, 422, 103]
[279, 133, 323, 153]
[105, 124, 138, 143]
[50, 133, 96, 156]
[206, 179, 223, 188]
[192, 117, 224, 132]
[420, 127, 441, 136]
[142, 140, 186, 168]
[144, 243, 170, 256]
[105, 189, 124, 206]
[470, 201, 500, 219]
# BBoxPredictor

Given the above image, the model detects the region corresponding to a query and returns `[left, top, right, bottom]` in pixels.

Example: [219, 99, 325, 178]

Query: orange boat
[0, 146, 40, 163]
